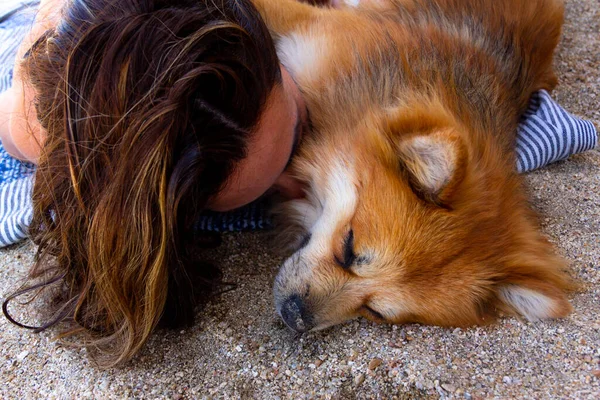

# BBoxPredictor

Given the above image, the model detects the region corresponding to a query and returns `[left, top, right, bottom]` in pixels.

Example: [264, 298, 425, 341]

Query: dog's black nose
[280, 295, 312, 333]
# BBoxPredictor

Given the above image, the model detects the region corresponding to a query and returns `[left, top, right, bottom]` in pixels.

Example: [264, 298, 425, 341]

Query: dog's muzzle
[279, 294, 314, 333]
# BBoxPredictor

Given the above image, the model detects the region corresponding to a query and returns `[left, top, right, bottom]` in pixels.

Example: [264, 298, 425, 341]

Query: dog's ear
[385, 102, 468, 206]
[496, 279, 572, 321]
[395, 129, 467, 207]
[493, 246, 574, 321]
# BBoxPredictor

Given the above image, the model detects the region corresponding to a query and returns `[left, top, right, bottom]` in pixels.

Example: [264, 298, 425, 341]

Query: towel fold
[516, 90, 597, 173]
[0, 2, 597, 245]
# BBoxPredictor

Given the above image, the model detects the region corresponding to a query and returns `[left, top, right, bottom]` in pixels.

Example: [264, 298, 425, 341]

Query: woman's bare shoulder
[5, 0, 64, 163]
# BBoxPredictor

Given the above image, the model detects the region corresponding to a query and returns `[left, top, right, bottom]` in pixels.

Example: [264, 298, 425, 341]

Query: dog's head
[273, 101, 572, 333]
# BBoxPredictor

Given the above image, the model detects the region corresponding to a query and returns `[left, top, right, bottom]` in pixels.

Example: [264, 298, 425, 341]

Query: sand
[1, 0, 599, 398]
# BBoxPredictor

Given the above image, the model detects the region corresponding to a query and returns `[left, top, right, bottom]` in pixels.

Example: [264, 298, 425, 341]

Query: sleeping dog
[254, 0, 573, 332]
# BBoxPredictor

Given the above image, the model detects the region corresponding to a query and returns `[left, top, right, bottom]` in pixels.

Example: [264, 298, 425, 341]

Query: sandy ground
[1, 0, 599, 398]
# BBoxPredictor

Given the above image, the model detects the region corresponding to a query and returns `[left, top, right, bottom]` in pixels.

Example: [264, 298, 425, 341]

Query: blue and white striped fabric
[0, 2, 597, 244]
[0, 143, 34, 245]
[194, 199, 272, 232]
[0, 1, 37, 246]
[516, 90, 597, 173]
[0, 1, 37, 94]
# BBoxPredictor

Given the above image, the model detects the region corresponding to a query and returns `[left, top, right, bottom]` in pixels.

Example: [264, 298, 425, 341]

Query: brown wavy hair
[3, 0, 281, 367]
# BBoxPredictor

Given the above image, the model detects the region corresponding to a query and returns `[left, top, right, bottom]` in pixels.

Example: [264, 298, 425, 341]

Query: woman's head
[210, 66, 308, 211]
[13, 0, 293, 366]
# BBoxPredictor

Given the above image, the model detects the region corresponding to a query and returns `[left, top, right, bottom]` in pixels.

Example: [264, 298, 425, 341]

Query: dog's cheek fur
[271, 197, 320, 253]
[354, 135, 572, 326]
[326, 109, 573, 327]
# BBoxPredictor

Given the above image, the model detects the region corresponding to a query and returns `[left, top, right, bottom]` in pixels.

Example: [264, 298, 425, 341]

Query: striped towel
[0, 3, 597, 246]
[517, 91, 597, 173]
[0, 2, 37, 245]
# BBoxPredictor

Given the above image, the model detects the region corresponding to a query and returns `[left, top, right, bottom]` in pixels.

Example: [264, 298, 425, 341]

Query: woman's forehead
[207, 74, 300, 211]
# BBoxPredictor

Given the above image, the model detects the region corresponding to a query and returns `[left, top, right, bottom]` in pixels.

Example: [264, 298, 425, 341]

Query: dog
[253, 0, 573, 332]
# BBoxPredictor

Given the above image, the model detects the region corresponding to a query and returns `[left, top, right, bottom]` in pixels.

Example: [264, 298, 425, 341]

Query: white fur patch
[318, 162, 357, 226]
[344, 0, 361, 7]
[274, 160, 357, 301]
[286, 197, 322, 233]
[288, 160, 357, 258]
[309, 162, 356, 255]
[498, 286, 558, 321]
[277, 32, 329, 84]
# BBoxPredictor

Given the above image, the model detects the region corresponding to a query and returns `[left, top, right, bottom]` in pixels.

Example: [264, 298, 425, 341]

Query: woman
[1, 0, 309, 367]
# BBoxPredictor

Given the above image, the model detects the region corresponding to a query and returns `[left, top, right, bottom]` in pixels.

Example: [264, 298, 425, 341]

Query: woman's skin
[209, 67, 309, 211]
[0, 0, 310, 211]
[0, 90, 19, 157]
[0, 0, 59, 163]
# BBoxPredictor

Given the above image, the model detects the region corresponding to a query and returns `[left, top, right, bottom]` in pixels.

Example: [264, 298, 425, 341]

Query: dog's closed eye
[362, 305, 386, 321]
[334, 229, 356, 269]
[297, 233, 311, 251]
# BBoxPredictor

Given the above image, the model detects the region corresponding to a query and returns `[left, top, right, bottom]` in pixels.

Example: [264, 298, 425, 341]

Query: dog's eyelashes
[297, 233, 311, 251]
[334, 229, 356, 269]
[363, 305, 386, 321]
[343, 229, 356, 266]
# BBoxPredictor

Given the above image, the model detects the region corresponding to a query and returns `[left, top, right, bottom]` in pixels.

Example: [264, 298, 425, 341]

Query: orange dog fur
[253, 0, 573, 332]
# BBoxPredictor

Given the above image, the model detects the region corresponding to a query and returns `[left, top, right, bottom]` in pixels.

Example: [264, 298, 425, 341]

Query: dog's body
[253, 0, 572, 332]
